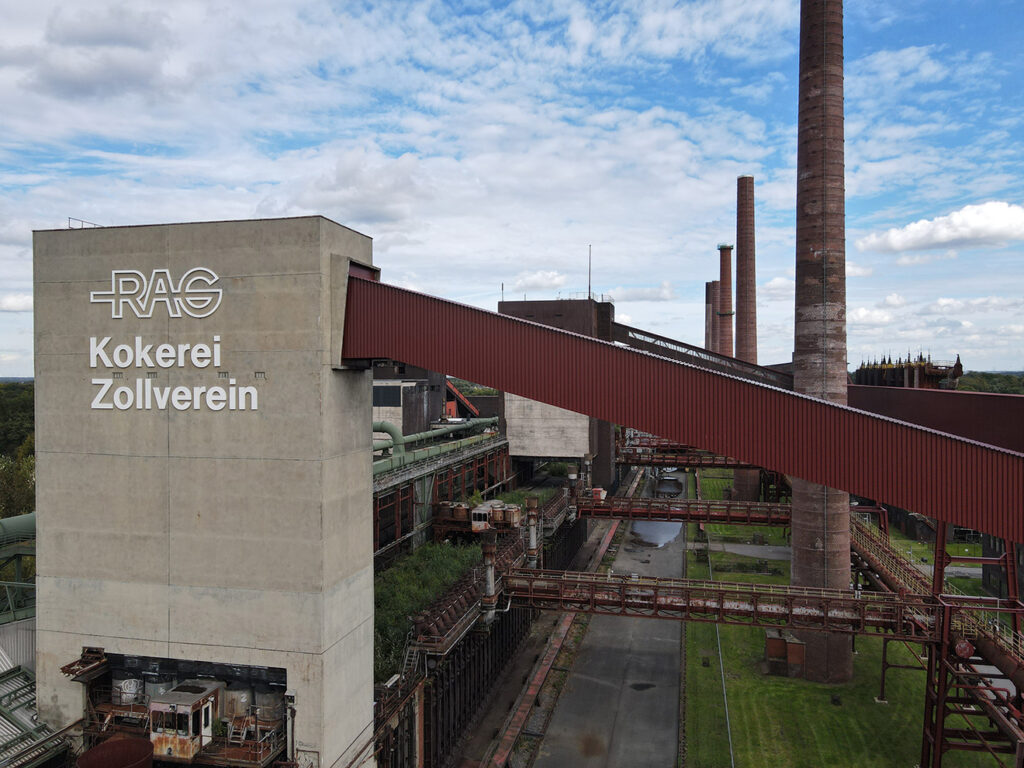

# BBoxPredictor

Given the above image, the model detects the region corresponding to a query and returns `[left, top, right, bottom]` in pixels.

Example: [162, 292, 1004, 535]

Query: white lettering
[238, 386, 258, 410]
[177, 344, 191, 368]
[90, 337, 112, 368]
[192, 386, 206, 410]
[213, 335, 221, 367]
[134, 338, 154, 367]
[171, 386, 192, 410]
[113, 386, 133, 410]
[155, 344, 176, 368]
[153, 384, 171, 410]
[112, 344, 133, 368]
[190, 344, 211, 367]
[91, 379, 113, 409]
[91, 267, 222, 319]
[206, 387, 226, 411]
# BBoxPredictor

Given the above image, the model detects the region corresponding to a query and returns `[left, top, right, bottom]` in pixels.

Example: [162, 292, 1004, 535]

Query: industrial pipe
[0, 513, 35, 543]
[372, 433, 497, 475]
[372, 418, 498, 456]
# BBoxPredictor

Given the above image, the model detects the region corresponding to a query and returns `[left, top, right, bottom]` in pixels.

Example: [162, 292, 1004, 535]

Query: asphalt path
[534, 520, 685, 767]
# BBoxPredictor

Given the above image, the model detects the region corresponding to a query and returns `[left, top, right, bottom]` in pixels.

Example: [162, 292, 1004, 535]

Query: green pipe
[372, 418, 498, 456]
[0, 513, 35, 542]
[373, 433, 496, 475]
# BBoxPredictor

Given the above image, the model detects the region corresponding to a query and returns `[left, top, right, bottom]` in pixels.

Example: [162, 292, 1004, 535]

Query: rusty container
[78, 738, 153, 768]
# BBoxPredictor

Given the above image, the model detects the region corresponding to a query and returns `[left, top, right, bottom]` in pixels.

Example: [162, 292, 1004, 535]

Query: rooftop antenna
[588, 244, 592, 300]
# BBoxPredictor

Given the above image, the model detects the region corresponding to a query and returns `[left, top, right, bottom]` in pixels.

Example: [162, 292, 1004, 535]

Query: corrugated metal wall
[342, 278, 1024, 542]
[0, 619, 35, 671]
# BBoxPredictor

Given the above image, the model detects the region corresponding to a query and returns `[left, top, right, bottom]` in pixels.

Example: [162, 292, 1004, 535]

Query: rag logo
[91, 268, 222, 319]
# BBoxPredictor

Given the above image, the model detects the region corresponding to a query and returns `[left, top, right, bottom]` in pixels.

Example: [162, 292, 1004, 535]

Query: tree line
[0, 382, 34, 518]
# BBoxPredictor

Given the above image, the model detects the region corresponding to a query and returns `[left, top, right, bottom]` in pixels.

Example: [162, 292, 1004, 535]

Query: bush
[374, 543, 482, 682]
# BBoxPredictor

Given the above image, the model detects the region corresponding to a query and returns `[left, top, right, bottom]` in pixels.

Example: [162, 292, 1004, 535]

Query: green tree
[0, 449, 34, 518]
[0, 382, 34, 456]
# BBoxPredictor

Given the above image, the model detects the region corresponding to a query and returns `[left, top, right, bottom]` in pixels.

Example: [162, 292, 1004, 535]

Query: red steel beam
[341, 278, 1024, 542]
[503, 568, 939, 641]
[576, 497, 791, 526]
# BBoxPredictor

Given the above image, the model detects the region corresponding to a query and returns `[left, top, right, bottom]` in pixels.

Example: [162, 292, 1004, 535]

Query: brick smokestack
[710, 281, 721, 355]
[791, 0, 852, 683]
[735, 175, 757, 364]
[717, 244, 733, 357]
[704, 281, 714, 350]
[732, 175, 762, 502]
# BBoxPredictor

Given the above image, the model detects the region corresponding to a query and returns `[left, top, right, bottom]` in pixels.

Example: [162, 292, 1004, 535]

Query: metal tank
[78, 737, 153, 768]
[143, 674, 175, 699]
[253, 685, 285, 722]
[223, 681, 254, 718]
[111, 672, 144, 704]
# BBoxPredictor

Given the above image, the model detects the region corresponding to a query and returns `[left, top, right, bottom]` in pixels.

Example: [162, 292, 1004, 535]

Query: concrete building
[34, 217, 376, 768]
[497, 298, 616, 489]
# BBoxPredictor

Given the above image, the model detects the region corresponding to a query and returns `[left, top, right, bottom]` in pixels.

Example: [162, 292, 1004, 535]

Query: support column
[790, 0, 852, 683]
[710, 281, 721, 355]
[717, 244, 734, 358]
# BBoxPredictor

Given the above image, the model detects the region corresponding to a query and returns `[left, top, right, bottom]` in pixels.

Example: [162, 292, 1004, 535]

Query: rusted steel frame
[616, 449, 757, 469]
[933, 520, 950, 596]
[503, 569, 938, 640]
[576, 497, 790, 526]
[1005, 539, 1022, 636]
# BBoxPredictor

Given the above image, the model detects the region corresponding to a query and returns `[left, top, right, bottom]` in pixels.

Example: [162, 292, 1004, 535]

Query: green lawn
[888, 526, 984, 561]
[685, 529, 994, 768]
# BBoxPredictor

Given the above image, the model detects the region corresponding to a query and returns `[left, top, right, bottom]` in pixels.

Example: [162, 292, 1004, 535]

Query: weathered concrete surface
[504, 393, 590, 460]
[534, 521, 684, 768]
[34, 217, 375, 768]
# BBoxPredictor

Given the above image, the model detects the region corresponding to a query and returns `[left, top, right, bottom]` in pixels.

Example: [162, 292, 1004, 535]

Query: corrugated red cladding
[343, 278, 1024, 542]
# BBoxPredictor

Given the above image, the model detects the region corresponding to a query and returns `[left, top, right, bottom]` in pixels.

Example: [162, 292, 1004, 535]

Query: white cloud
[922, 296, 1024, 315]
[608, 281, 676, 302]
[0, 294, 32, 312]
[879, 293, 906, 308]
[512, 271, 566, 293]
[896, 250, 958, 266]
[760, 277, 794, 301]
[849, 307, 893, 326]
[616, 312, 632, 324]
[847, 261, 873, 277]
[857, 202, 1024, 253]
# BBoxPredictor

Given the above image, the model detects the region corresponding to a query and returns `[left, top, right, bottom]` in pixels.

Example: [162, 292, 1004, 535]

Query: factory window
[254, 371, 266, 379]
[218, 371, 230, 379]
[112, 371, 123, 379]
[192, 709, 201, 737]
[373, 386, 401, 407]
[146, 371, 158, 379]
[177, 713, 189, 735]
[204, 705, 210, 728]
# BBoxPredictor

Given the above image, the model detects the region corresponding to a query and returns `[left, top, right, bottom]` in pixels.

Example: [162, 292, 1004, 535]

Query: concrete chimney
[717, 244, 734, 357]
[735, 175, 757, 364]
[790, 0, 852, 683]
[704, 281, 714, 350]
[710, 281, 721, 355]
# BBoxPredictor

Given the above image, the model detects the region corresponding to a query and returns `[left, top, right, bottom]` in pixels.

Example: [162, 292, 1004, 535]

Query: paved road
[534, 520, 685, 768]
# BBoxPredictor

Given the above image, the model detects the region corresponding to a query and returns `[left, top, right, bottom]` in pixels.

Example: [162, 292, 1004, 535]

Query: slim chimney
[735, 175, 757, 364]
[717, 244, 734, 357]
[790, 0, 851, 684]
[710, 281, 721, 355]
[704, 281, 714, 350]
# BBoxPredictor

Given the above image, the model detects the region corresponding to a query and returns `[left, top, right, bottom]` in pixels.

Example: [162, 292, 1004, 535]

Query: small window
[112, 371, 124, 379]
[218, 371, 230, 379]
[146, 371, 158, 379]
[203, 705, 210, 728]
[254, 371, 266, 379]
[192, 708, 200, 737]
[373, 386, 401, 407]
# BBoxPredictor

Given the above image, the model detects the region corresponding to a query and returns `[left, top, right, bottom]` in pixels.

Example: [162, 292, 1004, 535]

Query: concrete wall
[34, 216, 375, 768]
[504, 394, 589, 460]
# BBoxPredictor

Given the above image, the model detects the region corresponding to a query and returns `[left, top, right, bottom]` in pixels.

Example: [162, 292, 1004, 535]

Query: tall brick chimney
[790, 0, 852, 683]
[735, 175, 757, 364]
[704, 281, 714, 350]
[710, 280, 721, 355]
[717, 244, 734, 357]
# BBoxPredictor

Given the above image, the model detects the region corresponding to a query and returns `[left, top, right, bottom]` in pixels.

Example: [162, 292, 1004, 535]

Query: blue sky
[2, 0, 1023, 377]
